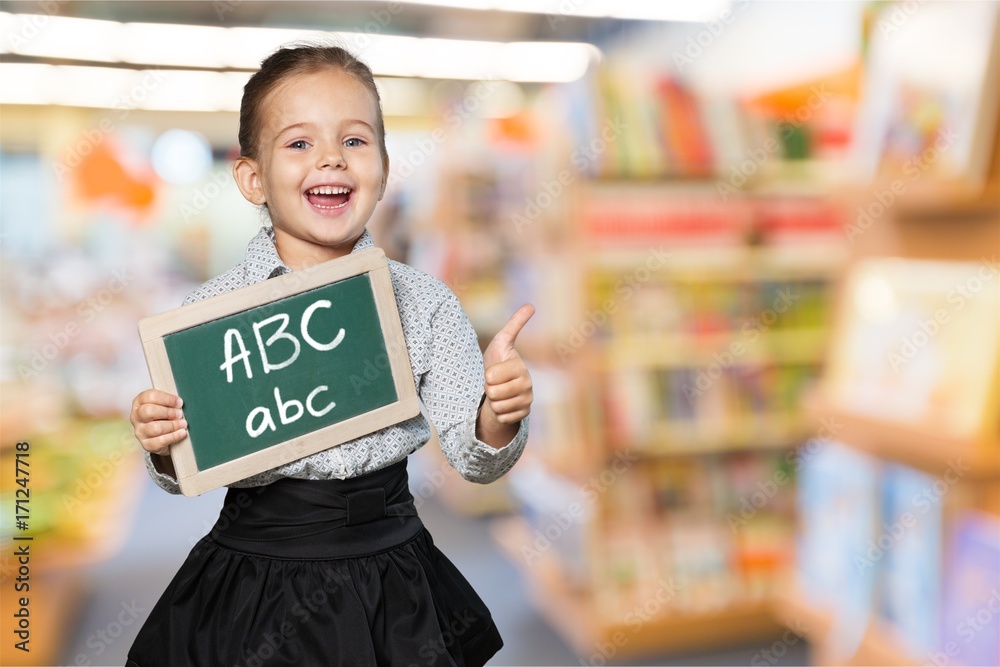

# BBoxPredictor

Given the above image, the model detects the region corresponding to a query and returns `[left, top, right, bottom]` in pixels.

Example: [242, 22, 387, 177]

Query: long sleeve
[144, 451, 183, 494]
[419, 291, 528, 484]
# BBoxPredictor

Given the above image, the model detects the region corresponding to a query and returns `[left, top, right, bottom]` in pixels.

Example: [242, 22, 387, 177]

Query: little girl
[126, 43, 534, 667]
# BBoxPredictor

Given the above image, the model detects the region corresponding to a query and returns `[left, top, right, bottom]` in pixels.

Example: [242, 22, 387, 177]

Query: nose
[317, 144, 346, 170]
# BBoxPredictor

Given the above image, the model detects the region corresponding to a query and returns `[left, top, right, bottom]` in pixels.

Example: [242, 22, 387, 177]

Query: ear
[233, 157, 266, 205]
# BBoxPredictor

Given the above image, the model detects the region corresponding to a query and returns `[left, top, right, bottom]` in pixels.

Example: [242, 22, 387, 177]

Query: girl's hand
[477, 304, 535, 448]
[130, 389, 187, 456]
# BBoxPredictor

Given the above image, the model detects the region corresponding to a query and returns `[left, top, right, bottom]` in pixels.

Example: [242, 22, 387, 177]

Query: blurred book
[852, 1, 1000, 185]
[879, 463, 943, 657]
[823, 257, 1000, 439]
[796, 440, 879, 619]
[940, 512, 1000, 667]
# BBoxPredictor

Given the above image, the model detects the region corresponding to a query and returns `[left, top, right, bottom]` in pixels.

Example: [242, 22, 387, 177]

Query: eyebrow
[344, 119, 376, 133]
[275, 119, 376, 138]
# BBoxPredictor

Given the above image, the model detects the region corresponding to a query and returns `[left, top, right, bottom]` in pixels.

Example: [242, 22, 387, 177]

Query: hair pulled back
[238, 42, 388, 170]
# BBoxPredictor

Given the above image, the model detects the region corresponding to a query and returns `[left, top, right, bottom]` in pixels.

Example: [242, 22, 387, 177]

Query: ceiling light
[117, 22, 230, 68]
[0, 13, 120, 62]
[0, 64, 248, 111]
[0, 12, 600, 83]
[0, 64, 448, 114]
[500, 41, 599, 82]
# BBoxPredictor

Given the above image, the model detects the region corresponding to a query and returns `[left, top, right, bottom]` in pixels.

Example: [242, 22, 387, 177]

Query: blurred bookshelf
[0, 416, 144, 665]
[771, 6, 1000, 661]
[396, 2, 1000, 660]
[445, 27, 865, 652]
[499, 6, 1000, 661]
[493, 178, 846, 658]
[778, 241, 1000, 667]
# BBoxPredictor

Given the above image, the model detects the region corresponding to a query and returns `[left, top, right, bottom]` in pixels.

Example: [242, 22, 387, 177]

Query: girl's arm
[421, 293, 532, 484]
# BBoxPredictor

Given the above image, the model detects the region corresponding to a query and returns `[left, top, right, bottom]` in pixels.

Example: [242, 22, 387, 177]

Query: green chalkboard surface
[139, 248, 420, 496]
[164, 274, 397, 470]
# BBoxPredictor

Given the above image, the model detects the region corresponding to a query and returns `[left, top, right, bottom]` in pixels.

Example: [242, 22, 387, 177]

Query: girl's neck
[272, 229, 356, 270]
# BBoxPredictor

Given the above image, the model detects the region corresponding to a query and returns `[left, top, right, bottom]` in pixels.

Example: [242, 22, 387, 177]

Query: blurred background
[1, 1, 999, 665]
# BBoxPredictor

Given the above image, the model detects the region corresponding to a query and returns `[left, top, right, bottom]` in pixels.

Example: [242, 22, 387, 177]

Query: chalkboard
[138, 248, 419, 496]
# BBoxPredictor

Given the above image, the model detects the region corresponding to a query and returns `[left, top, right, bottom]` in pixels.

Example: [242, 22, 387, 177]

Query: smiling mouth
[305, 185, 353, 209]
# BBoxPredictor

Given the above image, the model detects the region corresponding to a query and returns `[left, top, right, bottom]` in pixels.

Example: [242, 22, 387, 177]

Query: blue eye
[344, 138, 366, 148]
[289, 140, 309, 149]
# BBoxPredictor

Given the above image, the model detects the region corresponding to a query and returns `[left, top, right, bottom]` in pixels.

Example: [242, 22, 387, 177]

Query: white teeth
[306, 185, 352, 195]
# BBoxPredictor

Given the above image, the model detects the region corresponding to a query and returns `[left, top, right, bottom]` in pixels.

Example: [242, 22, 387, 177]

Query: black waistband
[209, 459, 422, 559]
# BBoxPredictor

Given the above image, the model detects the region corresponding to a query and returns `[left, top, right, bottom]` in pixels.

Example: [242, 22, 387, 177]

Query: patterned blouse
[144, 226, 528, 494]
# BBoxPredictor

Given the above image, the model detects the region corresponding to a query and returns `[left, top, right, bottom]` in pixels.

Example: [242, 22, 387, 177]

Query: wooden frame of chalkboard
[138, 248, 420, 497]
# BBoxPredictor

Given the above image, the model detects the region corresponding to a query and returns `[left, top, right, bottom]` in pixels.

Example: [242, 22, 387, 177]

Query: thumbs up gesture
[477, 304, 535, 448]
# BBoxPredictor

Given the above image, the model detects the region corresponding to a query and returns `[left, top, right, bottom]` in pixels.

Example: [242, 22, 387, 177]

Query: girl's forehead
[262, 69, 378, 130]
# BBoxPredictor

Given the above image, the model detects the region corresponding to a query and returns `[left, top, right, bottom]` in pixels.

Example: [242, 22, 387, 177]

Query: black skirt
[126, 460, 503, 667]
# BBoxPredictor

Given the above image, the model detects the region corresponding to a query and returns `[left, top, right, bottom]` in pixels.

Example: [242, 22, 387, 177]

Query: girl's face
[234, 68, 387, 269]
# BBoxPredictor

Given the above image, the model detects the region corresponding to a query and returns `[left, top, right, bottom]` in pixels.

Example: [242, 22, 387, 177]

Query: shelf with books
[555, 49, 859, 185]
[572, 184, 847, 254]
[483, 3, 1000, 658]
[788, 435, 1000, 667]
[493, 176, 849, 656]
[811, 254, 1000, 478]
[491, 515, 786, 659]
[625, 415, 811, 457]
[775, 228, 1000, 665]
[804, 390, 1000, 479]
[599, 329, 829, 368]
[846, 176, 1000, 222]
[772, 583, 919, 667]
